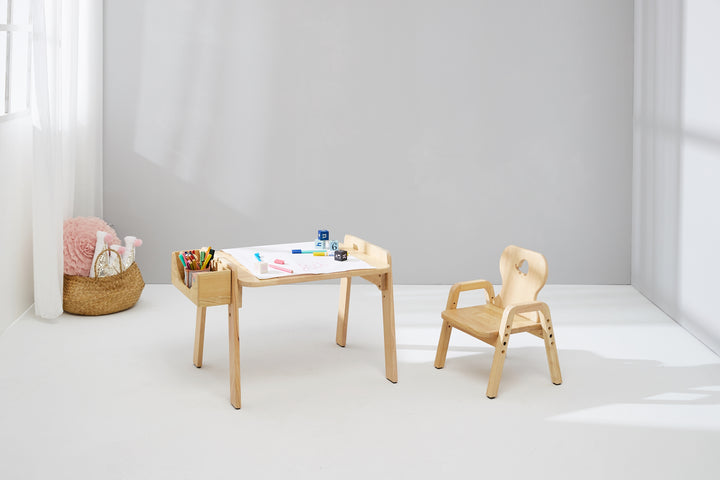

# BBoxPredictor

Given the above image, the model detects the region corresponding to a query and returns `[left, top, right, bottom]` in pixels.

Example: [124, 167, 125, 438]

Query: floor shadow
[403, 343, 720, 410]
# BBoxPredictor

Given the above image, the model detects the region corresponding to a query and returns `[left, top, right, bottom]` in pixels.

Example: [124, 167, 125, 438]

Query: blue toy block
[329, 240, 339, 251]
[314, 239, 325, 249]
[318, 229, 329, 240]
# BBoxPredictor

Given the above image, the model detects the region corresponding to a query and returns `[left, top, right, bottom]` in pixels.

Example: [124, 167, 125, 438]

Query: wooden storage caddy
[171, 251, 232, 307]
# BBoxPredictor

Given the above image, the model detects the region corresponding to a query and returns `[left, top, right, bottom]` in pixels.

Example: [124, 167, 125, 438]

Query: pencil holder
[185, 268, 211, 288]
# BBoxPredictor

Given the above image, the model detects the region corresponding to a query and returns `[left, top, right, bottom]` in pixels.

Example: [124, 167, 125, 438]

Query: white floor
[1, 284, 719, 479]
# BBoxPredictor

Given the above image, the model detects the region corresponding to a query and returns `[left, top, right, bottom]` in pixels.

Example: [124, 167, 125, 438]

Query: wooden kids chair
[434, 245, 562, 398]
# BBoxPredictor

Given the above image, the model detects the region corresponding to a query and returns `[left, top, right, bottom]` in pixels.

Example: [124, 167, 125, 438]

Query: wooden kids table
[170, 234, 397, 409]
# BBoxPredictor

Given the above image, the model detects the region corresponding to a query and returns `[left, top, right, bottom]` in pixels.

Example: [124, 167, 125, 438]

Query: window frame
[0, 0, 32, 119]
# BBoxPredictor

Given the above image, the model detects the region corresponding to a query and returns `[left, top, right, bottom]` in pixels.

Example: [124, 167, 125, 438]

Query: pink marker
[269, 264, 293, 274]
[273, 259, 285, 264]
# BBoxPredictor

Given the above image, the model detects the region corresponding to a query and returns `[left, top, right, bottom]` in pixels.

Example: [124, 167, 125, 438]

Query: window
[0, 0, 31, 117]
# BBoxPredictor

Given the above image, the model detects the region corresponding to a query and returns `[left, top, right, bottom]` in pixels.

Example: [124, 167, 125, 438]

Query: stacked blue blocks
[315, 229, 343, 260]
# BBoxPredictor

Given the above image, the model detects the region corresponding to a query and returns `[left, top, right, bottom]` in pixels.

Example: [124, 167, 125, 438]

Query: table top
[215, 239, 392, 288]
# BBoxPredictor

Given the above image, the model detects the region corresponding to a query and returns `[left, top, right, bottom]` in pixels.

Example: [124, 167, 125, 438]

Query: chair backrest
[494, 245, 548, 310]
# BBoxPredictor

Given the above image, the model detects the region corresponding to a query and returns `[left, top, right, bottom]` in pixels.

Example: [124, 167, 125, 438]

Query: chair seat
[441, 303, 542, 342]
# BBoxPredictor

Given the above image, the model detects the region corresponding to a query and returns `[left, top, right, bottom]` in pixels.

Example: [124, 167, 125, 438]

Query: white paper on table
[222, 242, 376, 279]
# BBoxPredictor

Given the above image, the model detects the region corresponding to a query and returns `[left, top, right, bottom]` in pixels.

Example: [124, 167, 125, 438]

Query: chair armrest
[503, 302, 550, 318]
[445, 280, 495, 310]
[500, 301, 551, 328]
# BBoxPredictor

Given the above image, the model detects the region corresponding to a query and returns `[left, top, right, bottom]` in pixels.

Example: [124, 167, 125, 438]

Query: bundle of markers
[179, 247, 214, 287]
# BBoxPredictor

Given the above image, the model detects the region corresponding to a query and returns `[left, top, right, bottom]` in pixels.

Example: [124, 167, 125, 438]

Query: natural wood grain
[540, 312, 562, 385]
[434, 319, 452, 369]
[436, 246, 562, 398]
[336, 277, 351, 347]
[170, 252, 232, 307]
[193, 306, 206, 368]
[341, 235, 397, 382]
[381, 270, 398, 383]
[213, 242, 390, 288]
[227, 265, 242, 409]
[445, 280, 495, 310]
[171, 236, 398, 409]
[496, 246, 548, 321]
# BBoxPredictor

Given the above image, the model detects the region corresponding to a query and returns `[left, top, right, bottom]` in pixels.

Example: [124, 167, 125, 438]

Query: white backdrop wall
[103, 0, 633, 285]
[633, 0, 720, 354]
[0, 116, 34, 333]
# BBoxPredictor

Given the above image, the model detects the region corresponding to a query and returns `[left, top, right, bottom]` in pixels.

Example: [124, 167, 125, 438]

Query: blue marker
[254, 252, 262, 261]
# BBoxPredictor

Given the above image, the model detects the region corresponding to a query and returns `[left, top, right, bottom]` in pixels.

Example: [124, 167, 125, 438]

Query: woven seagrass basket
[63, 248, 145, 316]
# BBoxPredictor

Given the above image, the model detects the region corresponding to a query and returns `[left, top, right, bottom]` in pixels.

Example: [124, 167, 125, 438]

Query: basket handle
[93, 246, 124, 278]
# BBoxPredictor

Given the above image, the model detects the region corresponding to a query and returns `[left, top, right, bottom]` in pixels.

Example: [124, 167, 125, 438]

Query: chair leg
[434, 319, 452, 368]
[541, 315, 562, 385]
[486, 336, 509, 398]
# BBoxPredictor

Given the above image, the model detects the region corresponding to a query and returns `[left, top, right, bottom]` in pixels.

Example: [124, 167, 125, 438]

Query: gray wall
[104, 0, 633, 285]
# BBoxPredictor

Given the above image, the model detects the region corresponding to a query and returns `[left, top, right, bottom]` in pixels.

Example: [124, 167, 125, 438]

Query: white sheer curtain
[31, 0, 102, 318]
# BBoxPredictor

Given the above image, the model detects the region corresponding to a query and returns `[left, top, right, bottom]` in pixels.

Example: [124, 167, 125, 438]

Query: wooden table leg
[228, 272, 242, 409]
[381, 272, 398, 383]
[336, 277, 351, 347]
[193, 306, 207, 367]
